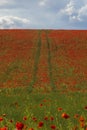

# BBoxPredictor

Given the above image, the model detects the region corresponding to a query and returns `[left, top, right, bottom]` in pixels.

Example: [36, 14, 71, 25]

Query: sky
[0, 0, 87, 29]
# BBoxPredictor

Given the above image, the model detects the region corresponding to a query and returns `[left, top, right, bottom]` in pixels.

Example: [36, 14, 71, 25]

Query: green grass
[0, 87, 87, 130]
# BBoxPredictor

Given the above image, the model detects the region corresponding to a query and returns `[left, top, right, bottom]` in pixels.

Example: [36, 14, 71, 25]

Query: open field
[0, 30, 87, 129]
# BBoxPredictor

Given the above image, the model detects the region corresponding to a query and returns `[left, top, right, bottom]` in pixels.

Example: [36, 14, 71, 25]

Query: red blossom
[61, 113, 70, 119]
[32, 117, 37, 122]
[29, 128, 34, 130]
[58, 107, 62, 111]
[44, 116, 48, 120]
[40, 104, 43, 107]
[23, 116, 27, 121]
[72, 126, 78, 130]
[0, 127, 8, 130]
[79, 116, 85, 122]
[51, 125, 56, 129]
[38, 121, 44, 128]
[0, 117, 3, 122]
[16, 122, 24, 130]
[74, 114, 79, 119]
[84, 106, 87, 110]
[80, 122, 85, 128]
[50, 116, 54, 121]
[9, 119, 13, 123]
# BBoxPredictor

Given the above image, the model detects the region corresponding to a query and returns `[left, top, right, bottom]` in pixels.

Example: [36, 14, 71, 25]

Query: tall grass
[0, 87, 87, 129]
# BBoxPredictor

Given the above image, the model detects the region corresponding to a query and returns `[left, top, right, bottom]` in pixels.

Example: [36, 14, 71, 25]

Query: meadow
[0, 30, 87, 130]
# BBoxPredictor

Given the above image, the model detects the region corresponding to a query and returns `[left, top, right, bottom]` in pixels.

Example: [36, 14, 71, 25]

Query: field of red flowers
[0, 30, 87, 91]
[0, 30, 38, 88]
[0, 29, 87, 130]
[48, 30, 87, 92]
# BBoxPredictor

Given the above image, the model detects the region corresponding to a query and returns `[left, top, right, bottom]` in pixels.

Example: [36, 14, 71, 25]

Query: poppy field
[0, 30, 87, 130]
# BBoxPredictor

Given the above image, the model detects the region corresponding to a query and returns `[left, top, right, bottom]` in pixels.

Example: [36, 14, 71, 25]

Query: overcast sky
[0, 0, 87, 29]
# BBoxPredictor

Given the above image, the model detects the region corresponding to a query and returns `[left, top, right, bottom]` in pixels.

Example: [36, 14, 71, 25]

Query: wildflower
[32, 117, 37, 122]
[72, 126, 78, 130]
[51, 125, 56, 129]
[16, 122, 24, 130]
[74, 114, 79, 119]
[58, 107, 62, 111]
[0, 127, 8, 130]
[23, 116, 27, 121]
[40, 104, 43, 107]
[80, 122, 85, 128]
[44, 116, 48, 121]
[61, 113, 70, 119]
[0, 117, 3, 122]
[9, 119, 13, 123]
[24, 125, 27, 129]
[84, 106, 87, 110]
[29, 128, 34, 130]
[50, 116, 54, 121]
[38, 121, 44, 128]
[79, 116, 85, 122]
[43, 99, 47, 102]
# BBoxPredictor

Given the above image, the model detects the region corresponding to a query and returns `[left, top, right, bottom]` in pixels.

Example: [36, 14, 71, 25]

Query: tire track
[34, 31, 50, 91]
[28, 31, 41, 92]
[45, 31, 56, 91]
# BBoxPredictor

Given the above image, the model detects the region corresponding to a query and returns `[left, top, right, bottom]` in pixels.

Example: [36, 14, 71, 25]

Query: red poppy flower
[16, 122, 24, 130]
[29, 128, 34, 130]
[38, 121, 44, 128]
[44, 116, 48, 121]
[0, 127, 8, 130]
[23, 116, 27, 121]
[79, 116, 85, 122]
[61, 113, 70, 119]
[74, 114, 79, 119]
[80, 122, 85, 128]
[32, 117, 37, 122]
[50, 116, 54, 121]
[51, 125, 56, 129]
[0, 117, 3, 122]
[86, 127, 87, 130]
[84, 106, 87, 110]
[72, 126, 78, 130]
[43, 99, 47, 102]
[9, 119, 13, 123]
[58, 107, 62, 111]
[40, 104, 43, 107]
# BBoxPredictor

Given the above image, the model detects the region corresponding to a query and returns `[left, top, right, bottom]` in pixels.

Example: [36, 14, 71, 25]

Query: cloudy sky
[0, 0, 87, 29]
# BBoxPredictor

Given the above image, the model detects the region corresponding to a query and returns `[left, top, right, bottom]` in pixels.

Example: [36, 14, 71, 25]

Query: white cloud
[78, 4, 87, 20]
[0, 0, 14, 6]
[59, 0, 82, 22]
[0, 0, 8, 5]
[69, 3, 87, 22]
[0, 16, 30, 29]
[65, 0, 75, 15]
[60, 0, 75, 17]
[38, 0, 48, 6]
